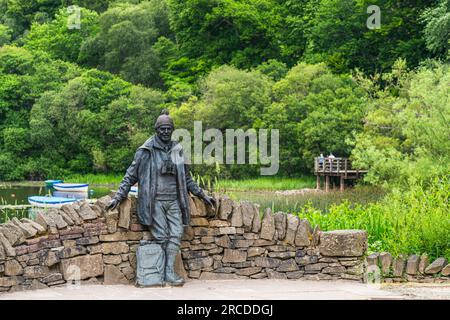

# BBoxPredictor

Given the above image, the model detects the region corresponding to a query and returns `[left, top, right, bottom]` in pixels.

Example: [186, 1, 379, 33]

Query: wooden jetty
[314, 157, 368, 192]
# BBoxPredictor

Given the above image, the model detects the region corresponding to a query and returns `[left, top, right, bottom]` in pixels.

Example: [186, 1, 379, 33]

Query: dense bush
[298, 177, 450, 261]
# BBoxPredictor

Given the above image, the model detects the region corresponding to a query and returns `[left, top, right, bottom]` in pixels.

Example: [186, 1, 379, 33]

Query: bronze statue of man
[106, 109, 215, 287]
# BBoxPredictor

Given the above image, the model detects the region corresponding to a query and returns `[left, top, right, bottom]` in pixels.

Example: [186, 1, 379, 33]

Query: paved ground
[1, 280, 450, 300]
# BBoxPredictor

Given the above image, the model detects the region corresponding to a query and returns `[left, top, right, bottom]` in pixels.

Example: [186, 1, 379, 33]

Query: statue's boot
[164, 242, 185, 287]
[135, 241, 165, 288]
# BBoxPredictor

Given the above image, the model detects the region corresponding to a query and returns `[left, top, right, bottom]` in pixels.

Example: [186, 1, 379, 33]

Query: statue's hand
[201, 195, 216, 209]
[106, 199, 120, 211]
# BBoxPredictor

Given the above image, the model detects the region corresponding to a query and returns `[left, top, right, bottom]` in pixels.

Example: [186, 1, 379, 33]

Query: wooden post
[340, 176, 344, 192]
[316, 175, 321, 190]
[325, 175, 330, 192]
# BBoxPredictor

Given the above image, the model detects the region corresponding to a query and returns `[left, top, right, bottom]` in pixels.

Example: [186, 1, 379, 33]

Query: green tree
[24, 7, 99, 62]
[351, 60, 450, 185]
[421, 0, 450, 59]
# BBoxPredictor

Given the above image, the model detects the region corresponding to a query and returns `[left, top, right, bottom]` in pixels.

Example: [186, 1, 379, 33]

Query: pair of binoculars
[161, 159, 175, 175]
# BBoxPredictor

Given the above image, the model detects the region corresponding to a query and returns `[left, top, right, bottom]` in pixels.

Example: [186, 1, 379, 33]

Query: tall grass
[214, 176, 315, 191]
[297, 177, 450, 261]
[64, 173, 123, 185]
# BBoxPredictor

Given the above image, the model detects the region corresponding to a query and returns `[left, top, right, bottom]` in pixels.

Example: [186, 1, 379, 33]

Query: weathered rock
[4, 259, 23, 276]
[218, 197, 233, 220]
[23, 265, 49, 278]
[230, 203, 243, 227]
[239, 201, 254, 232]
[11, 218, 37, 238]
[379, 252, 392, 274]
[236, 267, 262, 276]
[266, 269, 287, 279]
[0, 243, 5, 260]
[0, 223, 25, 246]
[215, 235, 231, 248]
[260, 208, 275, 240]
[199, 272, 243, 280]
[322, 265, 347, 274]
[58, 246, 87, 259]
[251, 204, 261, 233]
[284, 214, 299, 245]
[99, 231, 142, 242]
[248, 247, 265, 258]
[214, 267, 236, 274]
[47, 209, 69, 229]
[182, 250, 208, 259]
[441, 264, 450, 276]
[103, 255, 122, 265]
[101, 242, 129, 255]
[0, 276, 20, 287]
[0, 233, 16, 257]
[209, 220, 230, 227]
[304, 263, 328, 273]
[286, 271, 304, 279]
[104, 265, 129, 285]
[20, 218, 46, 234]
[61, 254, 104, 280]
[95, 195, 111, 211]
[218, 227, 236, 235]
[76, 202, 97, 221]
[75, 236, 99, 246]
[346, 263, 365, 276]
[117, 198, 131, 229]
[295, 218, 312, 247]
[201, 236, 215, 244]
[418, 254, 429, 274]
[233, 240, 254, 248]
[319, 230, 367, 257]
[254, 257, 281, 268]
[253, 239, 276, 246]
[312, 225, 321, 246]
[58, 209, 75, 226]
[268, 252, 296, 259]
[367, 253, 379, 266]
[190, 217, 209, 227]
[193, 196, 207, 217]
[425, 257, 447, 274]
[406, 255, 420, 275]
[222, 249, 247, 263]
[41, 273, 63, 284]
[186, 257, 213, 270]
[250, 272, 267, 279]
[273, 212, 287, 240]
[41, 250, 60, 267]
[276, 259, 299, 272]
[61, 204, 83, 225]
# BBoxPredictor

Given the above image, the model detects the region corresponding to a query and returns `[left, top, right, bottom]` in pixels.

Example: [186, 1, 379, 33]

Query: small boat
[53, 183, 89, 192]
[53, 190, 88, 200]
[44, 179, 63, 187]
[28, 196, 80, 208]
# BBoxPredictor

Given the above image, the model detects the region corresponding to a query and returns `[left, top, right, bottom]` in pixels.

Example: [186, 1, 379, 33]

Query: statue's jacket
[113, 136, 204, 226]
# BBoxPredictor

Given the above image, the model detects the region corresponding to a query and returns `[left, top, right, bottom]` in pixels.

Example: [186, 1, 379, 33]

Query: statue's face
[156, 124, 174, 143]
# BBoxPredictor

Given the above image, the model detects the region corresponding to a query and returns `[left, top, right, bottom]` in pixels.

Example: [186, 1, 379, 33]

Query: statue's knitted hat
[154, 109, 174, 129]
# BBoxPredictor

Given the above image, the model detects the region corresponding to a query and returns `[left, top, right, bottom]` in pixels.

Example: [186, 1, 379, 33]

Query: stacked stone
[367, 252, 450, 283]
[181, 196, 368, 281]
[0, 196, 147, 292]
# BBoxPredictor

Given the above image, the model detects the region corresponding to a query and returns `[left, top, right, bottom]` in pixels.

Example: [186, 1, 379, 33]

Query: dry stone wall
[367, 252, 450, 284]
[0, 193, 373, 293]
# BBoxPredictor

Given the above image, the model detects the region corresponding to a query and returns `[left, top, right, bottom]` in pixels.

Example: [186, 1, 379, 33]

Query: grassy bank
[297, 178, 450, 261]
[217, 176, 315, 191]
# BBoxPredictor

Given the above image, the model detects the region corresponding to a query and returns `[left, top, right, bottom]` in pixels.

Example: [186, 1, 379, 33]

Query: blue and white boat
[53, 183, 89, 192]
[28, 196, 80, 208]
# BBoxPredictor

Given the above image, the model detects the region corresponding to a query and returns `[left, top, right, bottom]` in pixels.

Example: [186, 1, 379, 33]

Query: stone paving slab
[2, 279, 448, 300]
